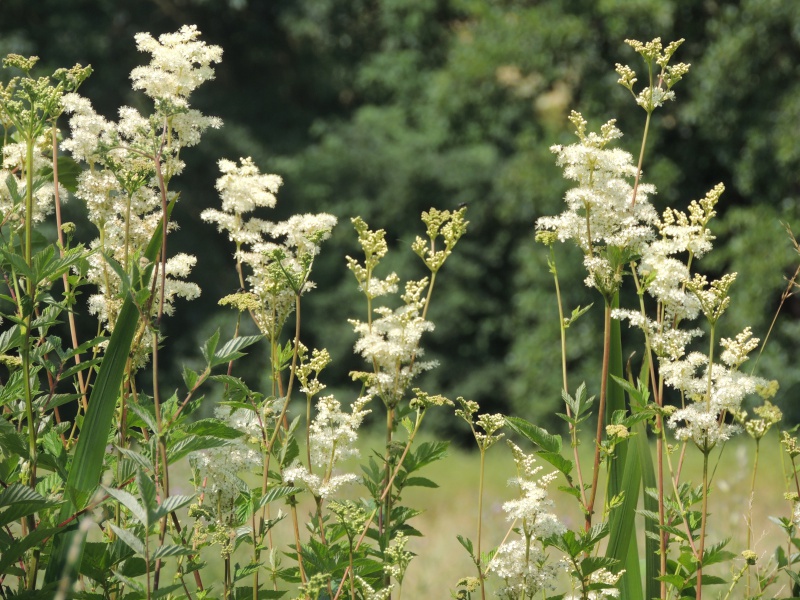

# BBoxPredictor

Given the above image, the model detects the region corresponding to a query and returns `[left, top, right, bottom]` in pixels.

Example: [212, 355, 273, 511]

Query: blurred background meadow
[192, 431, 789, 597]
[2, 1, 800, 595]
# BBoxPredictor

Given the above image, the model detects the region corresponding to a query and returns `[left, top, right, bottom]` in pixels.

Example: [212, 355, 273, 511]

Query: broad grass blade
[605, 293, 643, 600]
[44, 201, 173, 585]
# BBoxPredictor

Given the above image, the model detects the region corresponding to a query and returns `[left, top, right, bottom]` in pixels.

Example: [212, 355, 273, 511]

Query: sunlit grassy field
[398, 430, 789, 598]
[198, 428, 791, 598]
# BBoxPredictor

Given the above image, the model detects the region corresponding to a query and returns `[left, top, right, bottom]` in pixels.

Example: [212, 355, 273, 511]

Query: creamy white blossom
[487, 443, 565, 599]
[564, 568, 623, 599]
[536, 116, 658, 257]
[1, 140, 66, 223]
[131, 24, 223, 106]
[190, 406, 262, 518]
[350, 280, 437, 403]
[283, 395, 371, 499]
[202, 157, 336, 336]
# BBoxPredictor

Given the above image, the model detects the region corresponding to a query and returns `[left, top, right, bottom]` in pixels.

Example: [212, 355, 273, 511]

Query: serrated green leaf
[182, 365, 199, 390]
[108, 524, 145, 556]
[153, 494, 195, 520]
[151, 544, 193, 559]
[233, 561, 261, 582]
[504, 416, 562, 453]
[167, 434, 231, 464]
[538, 450, 573, 477]
[258, 486, 299, 508]
[0, 484, 56, 528]
[403, 476, 439, 488]
[103, 487, 148, 527]
[137, 468, 157, 508]
[457, 534, 474, 558]
[127, 402, 158, 434]
[201, 329, 221, 364]
[580, 556, 618, 578]
[212, 334, 262, 366]
[0, 526, 62, 573]
[111, 568, 145, 594]
[184, 418, 244, 439]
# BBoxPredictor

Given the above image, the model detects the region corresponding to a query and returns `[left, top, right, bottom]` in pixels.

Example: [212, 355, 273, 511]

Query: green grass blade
[604, 292, 643, 599]
[635, 352, 660, 600]
[605, 428, 643, 600]
[636, 419, 659, 600]
[44, 200, 173, 585]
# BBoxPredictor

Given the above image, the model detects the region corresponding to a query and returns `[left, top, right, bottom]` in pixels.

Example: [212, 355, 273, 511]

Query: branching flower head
[283, 395, 371, 499]
[202, 157, 336, 336]
[617, 38, 690, 113]
[537, 112, 658, 297]
[350, 278, 437, 406]
[664, 332, 769, 450]
[487, 443, 565, 599]
[412, 206, 469, 273]
[131, 24, 222, 107]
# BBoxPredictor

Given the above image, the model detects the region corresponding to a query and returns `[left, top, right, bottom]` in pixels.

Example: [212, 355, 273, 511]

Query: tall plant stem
[630, 110, 652, 207]
[21, 131, 40, 592]
[632, 266, 668, 599]
[50, 124, 89, 412]
[380, 402, 395, 590]
[22, 135, 36, 481]
[697, 447, 710, 599]
[262, 295, 305, 590]
[153, 133, 169, 325]
[552, 249, 587, 506]
[477, 448, 487, 600]
[151, 330, 170, 592]
[585, 303, 612, 530]
[746, 438, 761, 597]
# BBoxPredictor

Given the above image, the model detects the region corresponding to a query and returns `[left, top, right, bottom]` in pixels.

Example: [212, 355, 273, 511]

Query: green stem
[697, 447, 710, 600]
[746, 438, 761, 597]
[552, 248, 588, 507]
[477, 448, 487, 600]
[630, 110, 652, 207]
[21, 135, 40, 591]
[585, 303, 612, 530]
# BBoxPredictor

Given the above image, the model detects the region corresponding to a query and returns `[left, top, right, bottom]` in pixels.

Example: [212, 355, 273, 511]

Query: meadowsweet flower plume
[283, 394, 371, 498]
[487, 442, 565, 598]
[60, 26, 223, 351]
[536, 111, 658, 298]
[202, 157, 336, 337]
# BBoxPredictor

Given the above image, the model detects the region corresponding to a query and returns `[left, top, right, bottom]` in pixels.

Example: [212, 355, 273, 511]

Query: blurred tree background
[3, 0, 799, 431]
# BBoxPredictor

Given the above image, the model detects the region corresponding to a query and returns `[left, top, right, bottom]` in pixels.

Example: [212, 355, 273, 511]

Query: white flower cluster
[664, 329, 768, 448]
[0, 139, 66, 224]
[283, 395, 371, 499]
[350, 278, 438, 405]
[564, 568, 623, 600]
[536, 114, 659, 257]
[131, 24, 223, 109]
[488, 443, 565, 598]
[542, 111, 765, 450]
[201, 157, 336, 336]
[536, 113, 658, 297]
[60, 26, 223, 338]
[189, 406, 262, 519]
